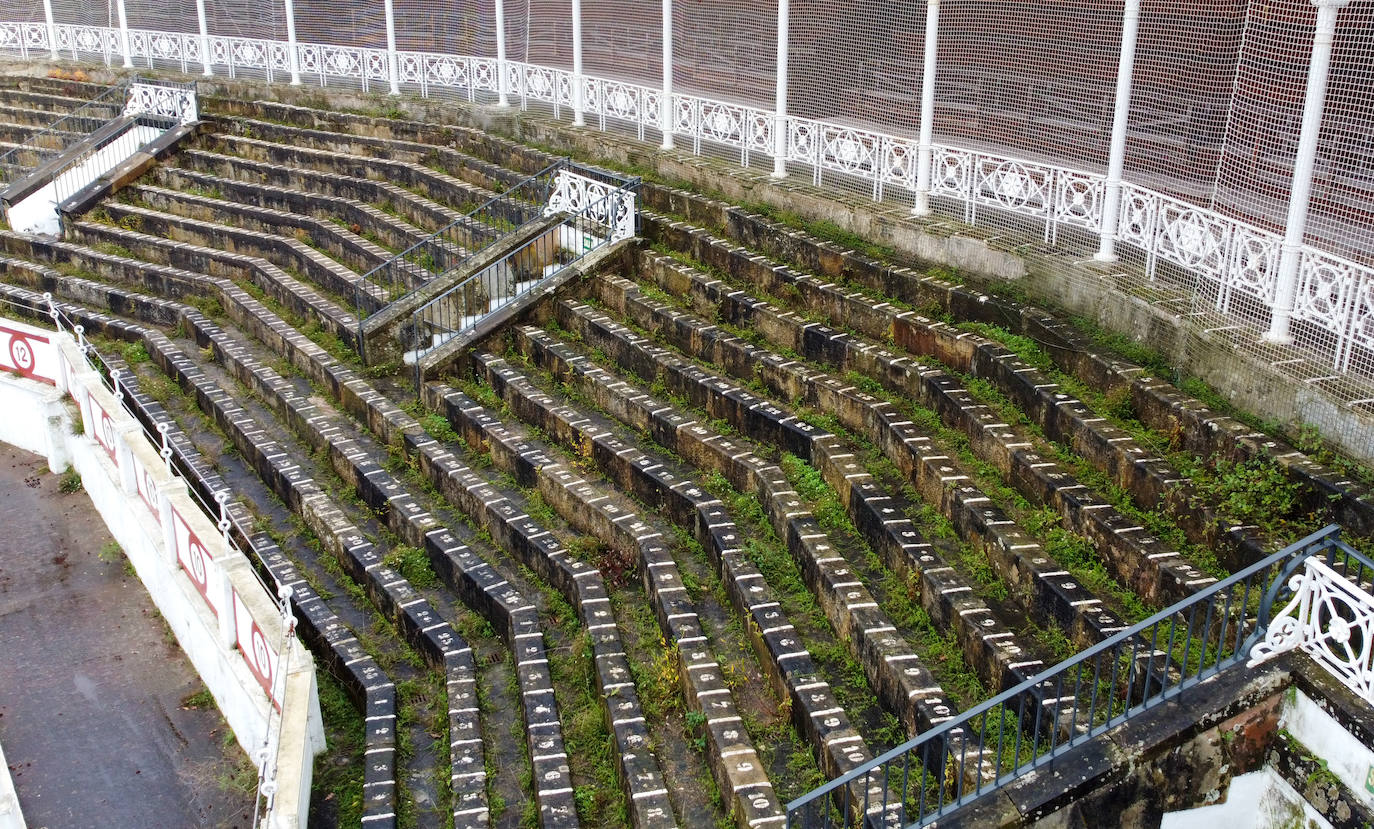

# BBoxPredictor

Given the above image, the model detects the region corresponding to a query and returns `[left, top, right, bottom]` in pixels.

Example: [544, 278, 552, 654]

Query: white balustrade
[3, 20, 1373, 377]
[1248, 556, 1374, 706]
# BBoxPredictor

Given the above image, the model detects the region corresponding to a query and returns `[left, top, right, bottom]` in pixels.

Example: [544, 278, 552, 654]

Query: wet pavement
[0, 443, 255, 829]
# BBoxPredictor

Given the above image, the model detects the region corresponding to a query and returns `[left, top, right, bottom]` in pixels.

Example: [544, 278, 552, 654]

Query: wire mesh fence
[2, 0, 1374, 447]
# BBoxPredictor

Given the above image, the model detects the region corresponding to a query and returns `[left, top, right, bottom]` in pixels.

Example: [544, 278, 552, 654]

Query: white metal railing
[1248, 552, 1374, 707]
[1, 22, 1373, 377]
[0, 291, 312, 827]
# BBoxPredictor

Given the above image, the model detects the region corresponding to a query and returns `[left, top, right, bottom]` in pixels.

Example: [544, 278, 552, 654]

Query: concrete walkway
[0, 443, 254, 829]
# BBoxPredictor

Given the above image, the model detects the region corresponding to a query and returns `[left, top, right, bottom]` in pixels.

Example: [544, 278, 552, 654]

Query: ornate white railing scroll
[124, 79, 198, 124]
[1248, 556, 1374, 706]
[5, 22, 1374, 378]
[543, 168, 637, 243]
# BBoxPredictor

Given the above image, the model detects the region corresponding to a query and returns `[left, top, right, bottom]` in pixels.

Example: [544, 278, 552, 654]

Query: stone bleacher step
[429, 383, 778, 825]
[152, 163, 438, 260]
[642, 212, 1275, 572]
[198, 130, 499, 217]
[204, 112, 525, 194]
[175, 146, 468, 235]
[635, 248, 1216, 608]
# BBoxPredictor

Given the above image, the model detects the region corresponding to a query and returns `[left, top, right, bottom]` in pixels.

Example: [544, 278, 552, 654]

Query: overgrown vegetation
[312, 670, 365, 827]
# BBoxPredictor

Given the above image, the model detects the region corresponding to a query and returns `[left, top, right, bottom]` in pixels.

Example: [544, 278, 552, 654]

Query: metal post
[41, 0, 57, 60]
[195, 0, 211, 76]
[661, 0, 673, 149]
[115, 0, 133, 68]
[384, 0, 400, 95]
[572, 0, 585, 126]
[1265, 0, 1350, 344]
[771, 0, 789, 178]
[495, 0, 509, 106]
[1094, 0, 1142, 260]
[913, 0, 940, 215]
[283, 0, 301, 85]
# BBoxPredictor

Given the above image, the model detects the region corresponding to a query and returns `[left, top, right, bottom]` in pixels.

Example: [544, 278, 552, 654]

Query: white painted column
[115, 0, 133, 68]
[495, 0, 509, 106]
[384, 0, 400, 95]
[158, 489, 180, 567]
[196, 0, 212, 76]
[913, 0, 940, 215]
[1266, 0, 1350, 344]
[572, 0, 585, 126]
[283, 0, 301, 85]
[216, 563, 237, 648]
[771, 0, 789, 178]
[41, 0, 57, 60]
[1094, 0, 1142, 261]
[660, 0, 673, 149]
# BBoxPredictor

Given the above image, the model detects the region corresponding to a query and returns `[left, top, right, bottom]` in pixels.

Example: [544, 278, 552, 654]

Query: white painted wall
[1161, 766, 1333, 829]
[1280, 687, 1374, 814]
[0, 320, 322, 829]
[0, 738, 24, 829]
[1162, 682, 1374, 829]
[7, 123, 162, 236]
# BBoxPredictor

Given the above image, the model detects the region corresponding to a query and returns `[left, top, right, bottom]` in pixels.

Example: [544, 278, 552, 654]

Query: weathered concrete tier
[634, 246, 1215, 608]
[472, 347, 1000, 739]
[507, 327, 1053, 705]
[636, 183, 1374, 535]
[7, 225, 360, 348]
[91, 200, 390, 312]
[203, 114, 527, 196]
[640, 214, 1277, 569]
[151, 164, 436, 261]
[118, 338, 405, 827]
[92, 303, 492, 823]
[207, 98, 561, 183]
[0, 87, 121, 117]
[0, 99, 110, 131]
[458, 350, 1048, 811]
[425, 382, 784, 827]
[121, 182, 409, 290]
[196, 130, 500, 217]
[559, 296, 1133, 655]
[0, 117, 82, 149]
[175, 146, 469, 236]
[3, 259, 568, 822]
[22, 228, 726, 822]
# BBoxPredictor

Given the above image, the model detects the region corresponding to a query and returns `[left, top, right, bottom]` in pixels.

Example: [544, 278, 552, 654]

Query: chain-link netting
[671, 0, 773, 109]
[933, 0, 1122, 169]
[394, 0, 495, 57]
[583, 0, 658, 88]
[0, 1, 43, 23]
[204, 0, 286, 42]
[509, 0, 571, 70]
[291, 0, 383, 48]
[1311, 0, 1374, 262]
[787, 0, 923, 135]
[1125, 0, 1246, 202]
[1212, 0, 1312, 240]
[50, 0, 109, 28]
[124, 0, 197, 34]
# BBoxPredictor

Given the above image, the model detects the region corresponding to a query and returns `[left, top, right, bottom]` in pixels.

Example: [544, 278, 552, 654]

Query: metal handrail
[0, 78, 128, 182]
[785, 524, 1373, 828]
[351, 158, 567, 319]
[406, 175, 639, 379]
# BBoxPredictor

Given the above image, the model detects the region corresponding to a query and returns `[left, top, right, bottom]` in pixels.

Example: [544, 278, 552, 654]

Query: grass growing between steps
[958, 322, 1331, 547]
[778, 453, 995, 716]
[312, 669, 366, 827]
[696, 471, 889, 737]
[530, 571, 633, 827]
